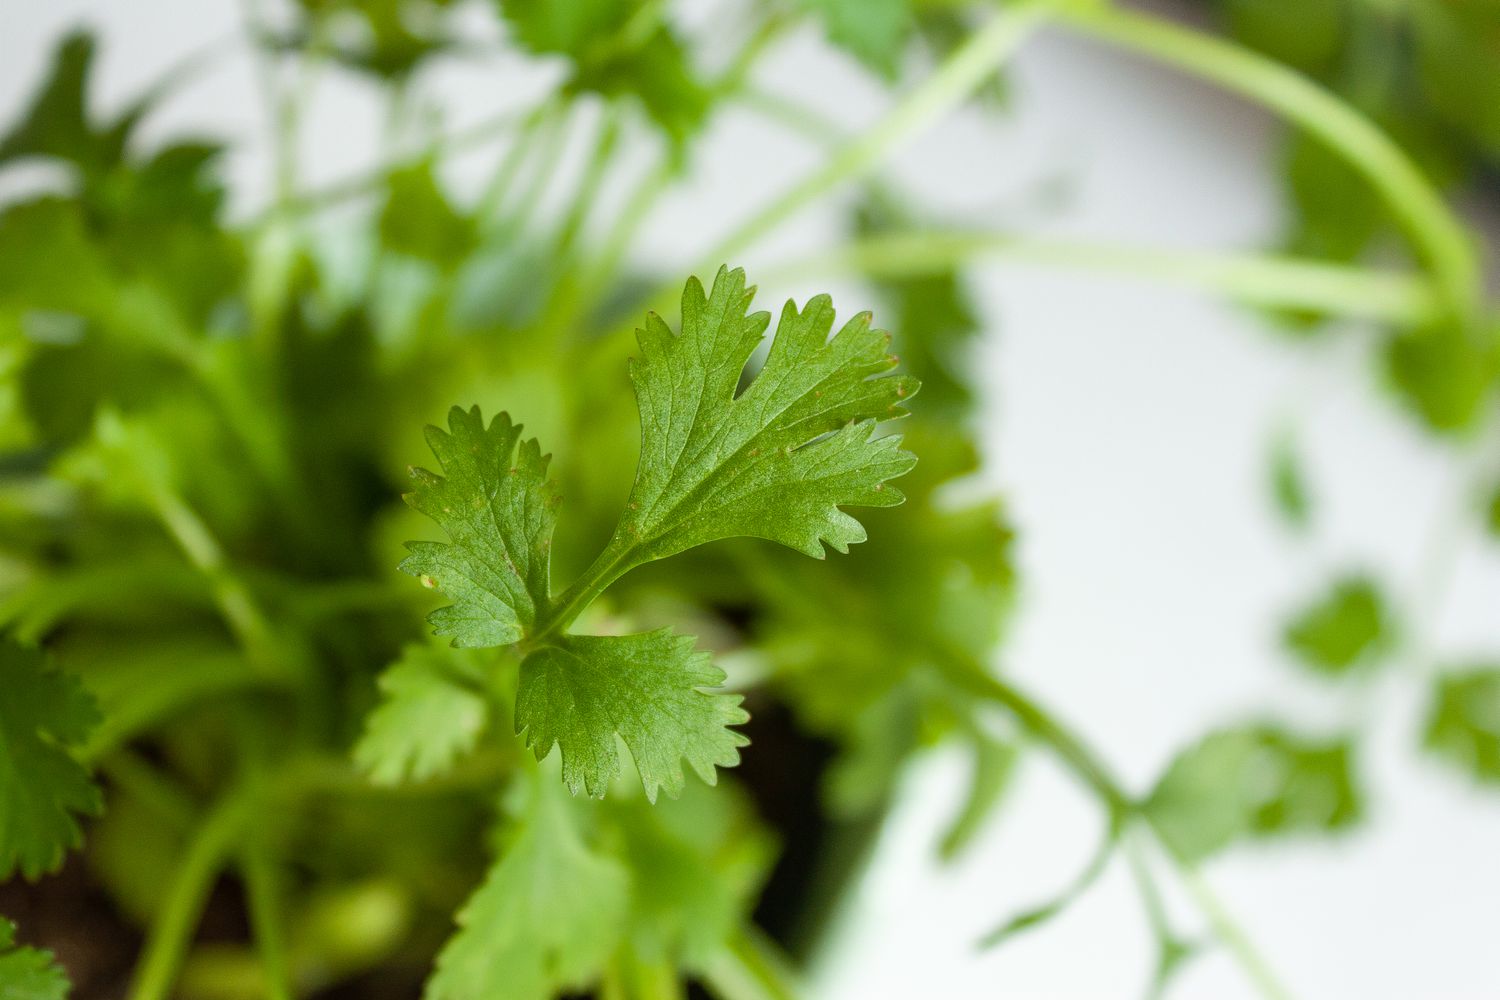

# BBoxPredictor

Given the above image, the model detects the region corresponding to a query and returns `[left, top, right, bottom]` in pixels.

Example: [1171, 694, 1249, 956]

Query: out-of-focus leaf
[355, 644, 493, 785]
[0, 640, 102, 880]
[1269, 431, 1311, 529]
[801, 0, 912, 79]
[1283, 573, 1392, 676]
[0, 917, 69, 1000]
[605, 782, 774, 968]
[496, 0, 712, 145]
[853, 192, 984, 424]
[1383, 325, 1500, 435]
[0, 31, 138, 175]
[1423, 667, 1500, 785]
[290, 0, 457, 78]
[379, 162, 476, 267]
[1146, 724, 1361, 863]
[1413, 0, 1500, 159]
[1486, 481, 1500, 539]
[1220, 0, 1345, 76]
[426, 773, 627, 1000]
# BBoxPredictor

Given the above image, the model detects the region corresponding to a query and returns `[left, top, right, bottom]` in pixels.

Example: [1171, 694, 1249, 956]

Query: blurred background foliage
[0, 0, 1498, 998]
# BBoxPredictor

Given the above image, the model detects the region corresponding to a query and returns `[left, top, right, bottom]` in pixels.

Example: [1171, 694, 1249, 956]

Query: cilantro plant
[1, 1, 1498, 999]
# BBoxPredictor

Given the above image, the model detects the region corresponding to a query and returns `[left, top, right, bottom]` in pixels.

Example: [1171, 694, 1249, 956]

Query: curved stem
[703, 0, 1051, 266]
[1056, 3, 1481, 326]
[770, 231, 1443, 325]
[128, 787, 257, 1000]
[701, 925, 803, 1000]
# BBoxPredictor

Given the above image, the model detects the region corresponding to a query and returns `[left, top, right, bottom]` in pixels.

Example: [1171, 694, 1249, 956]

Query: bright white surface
[4, 3, 1499, 998]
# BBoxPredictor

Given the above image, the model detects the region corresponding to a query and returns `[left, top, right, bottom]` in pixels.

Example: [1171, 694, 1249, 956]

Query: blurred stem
[1057, 3, 1482, 327]
[259, 104, 537, 221]
[938, 652, 1293, 1000]
[476, 95, 566, 225]
[241, 831, 294, 1000]
[128, 786, 257, 1000]
[770, 230, 1444, 325]
[703, 0, 1050, 265]
[700, 925, 803, 1000]
[553, 107, 624, 267]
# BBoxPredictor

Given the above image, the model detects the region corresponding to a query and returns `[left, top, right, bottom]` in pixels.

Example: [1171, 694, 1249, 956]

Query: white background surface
[4, 2, 1499, 997]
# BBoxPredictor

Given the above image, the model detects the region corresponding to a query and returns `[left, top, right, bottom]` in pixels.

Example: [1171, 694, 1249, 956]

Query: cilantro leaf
[355, 645, 493, 785]
[495, 0, 711, 145]
[400, 407, 559, 648]
[0, 918, 69, 1000]
[516, 629, 749, 802]
[1283, 574, 1392, 676]
[615, 266, 917, 563]
[1423, 668, 1500, 785]
[426, 775, 627, 1000]
[802, 0, 913, 79]
[379, 161, 476, 267]
[0, 641, 103, 880]
[1146, 724, 1362, 863]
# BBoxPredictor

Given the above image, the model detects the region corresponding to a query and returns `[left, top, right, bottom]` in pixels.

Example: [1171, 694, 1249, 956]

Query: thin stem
[128, 787, 256, 1000]
[703, 0, 1051, 266]
[1177, 862, 1293, 1000]
[701, 925, 803, 1000]
[769, 231, 1443, 326]
[256, 105, 536, 223]
[241, 832, 294, 1000]
[1057, 3, 1481, 325]
[943, 656, 1293, 999]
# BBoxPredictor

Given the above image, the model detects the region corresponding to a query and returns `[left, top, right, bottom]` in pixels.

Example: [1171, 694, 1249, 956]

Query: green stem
[241, 832, 294, 1000]
[770, 230, 1442, 325]
[942, 656, 1293, 1000]
[1057, 3, 1481, 325]
[128, 787, 257, 1000]
[703, 0, 1051, 266]
[701, 925, 803, 1000]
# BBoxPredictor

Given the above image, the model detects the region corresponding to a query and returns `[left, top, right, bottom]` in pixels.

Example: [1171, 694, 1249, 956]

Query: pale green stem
[241, 831, 294, 1000]
[127, 787, 257, 1000]
[701, 925, 803, 1000]
[1056, 3, 1481, 325]
[769, 231, 1444, 326]
[703, 0, 1051, 266]
[941, 653, 1292, 1000]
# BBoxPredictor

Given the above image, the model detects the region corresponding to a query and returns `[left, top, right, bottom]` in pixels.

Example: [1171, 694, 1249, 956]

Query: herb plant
[1, 1, 1498, 998]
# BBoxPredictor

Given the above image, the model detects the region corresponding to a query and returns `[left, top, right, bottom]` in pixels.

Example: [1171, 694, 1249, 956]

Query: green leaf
[1146, 725, 1361, 863]
[379, 162, 476, 267]
[1423, 668, 1500, 785]
[615, 266, 917, 563]
[516, 629, 749, 802]
[1221, 0, 1346, 76]
[0, 31, 138, 175]
[400, 406, 559, 648]
[355, 644, 493, 785]
[606, 782, 773, 968]
[425, 775, 627, 1000]
[1383, 325, 1500, 435]
[0, 918, 69, 1000]
[1283, 574, 1392, 676]
[801, 0, 913, 79]
[1413, 0, 1500, 158]
[496, 0, 711, 144]
[1269, 432, 1311, 529]
[1486, 481, 1500, 539]
[0, 641, 102, 880]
